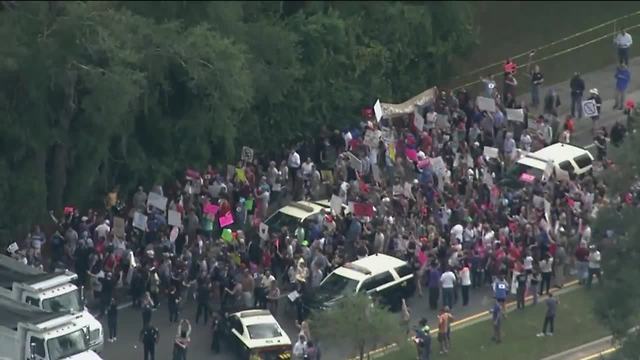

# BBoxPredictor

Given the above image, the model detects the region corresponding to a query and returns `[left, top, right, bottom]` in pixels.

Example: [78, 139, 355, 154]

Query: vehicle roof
[0, 268, 62, 289]
[276, 201, 329, 220]
[517, 143, 591, 169]
[333, 253, 407, 281]
[230, 309, 291, 347]
[0, 298, 60, 330]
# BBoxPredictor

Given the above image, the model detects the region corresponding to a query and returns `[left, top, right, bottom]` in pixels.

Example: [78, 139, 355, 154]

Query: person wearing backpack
[139, 323, 159, 360]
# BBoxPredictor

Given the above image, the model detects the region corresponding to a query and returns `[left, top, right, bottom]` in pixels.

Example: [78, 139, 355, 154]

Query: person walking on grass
[570, 72, 585, 119]
[537, 293, 559, 337]
[493, 274, 509, 314]
[515, 271, 527, 310]
[490, 299, 504, 344]
[614, 64, 631, 111]
[614, 28, 633, 66]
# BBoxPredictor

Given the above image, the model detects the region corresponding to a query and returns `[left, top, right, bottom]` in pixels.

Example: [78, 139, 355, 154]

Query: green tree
[592, 132, 640, 358]
[311, 294, 406, 360]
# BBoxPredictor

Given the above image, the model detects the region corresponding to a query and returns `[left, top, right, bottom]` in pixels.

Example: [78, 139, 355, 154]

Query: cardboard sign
[582, 99, 598, 118]
[483, 146, 500, 159]
[7, 242, 18, 253]
[476, 96, 497, 112]
[132, 212, 147, 231]
[506, 108, 525, 122]
[241, 146, 254, 162]
[147, 192, 168, 212]
[259, 222, 269, 240]
[346, 152, 362, 172]
[169, 226, 179, 243]
[203, 203, 219, 216]
[113, 217, 126, 237]
[330, 194, 343, 215]
[288, 290, 301, 302]
[373, 99, 383, 121]
[168, 210, 182, 227]
[219, 211, 234, 228]
[353, 203, 375, 217]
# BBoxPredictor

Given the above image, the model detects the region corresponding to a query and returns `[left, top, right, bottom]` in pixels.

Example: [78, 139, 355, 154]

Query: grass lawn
[446, 2, 640, 91]
[379, 288, 610, 360]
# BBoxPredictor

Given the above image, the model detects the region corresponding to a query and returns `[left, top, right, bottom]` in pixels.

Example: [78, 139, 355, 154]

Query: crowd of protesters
[6, 47, 640, 360]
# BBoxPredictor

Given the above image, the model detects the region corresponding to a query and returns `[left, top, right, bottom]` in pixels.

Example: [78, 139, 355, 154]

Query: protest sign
[430, 156, 446, 176]
[476, 96, 496, 112]
[147, 192, 168, 212]
[346, 152, 362, 172]
[364, 129, 381, 149]
[387, 143, 396, 161]
[373, 99, 383, 121]
[582, 99, 598, 118]
[288, 290, 301, 302]
[330, 194, 343, 215]
[404, 182, 413, 199]
[259, 222, 269, 240]
[241, 146, 254, 162]
[519, 173, 535, 183]
[113, 217, 126, 237]
[483, 146, 499, 159]
[203, 203, 219, 216]
[168, 210, 182, 227]
[235, 168, 247, 183]
[7, 242, 18, 253]
[221, 228, 233, 242]
[353, 202, 375, 218]
[511, 271, 520, 295]
[417, 158, 430, 169]
[185, 169, 200, 180]
[506, 108, 525, 122]
[133, 212, 147, 231]
[219, 211, 234, 228]
[63, 206, 75, 215]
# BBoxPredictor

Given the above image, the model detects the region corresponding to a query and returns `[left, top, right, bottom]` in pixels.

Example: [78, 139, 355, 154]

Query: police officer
[414, 318, 432, 360]
[139, 323, 159, 360]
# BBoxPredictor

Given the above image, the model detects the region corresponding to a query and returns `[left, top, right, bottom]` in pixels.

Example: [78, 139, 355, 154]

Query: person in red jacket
[574, 240, 590, 285]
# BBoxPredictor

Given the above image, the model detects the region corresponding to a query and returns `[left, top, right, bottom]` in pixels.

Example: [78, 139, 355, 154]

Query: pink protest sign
[353, 202, 375, 217]
[417, 159, 430, 169]
[203, 203, 219, 216]
[519, 173, 535, 183]
[219, 211, 234, 228]
[406, 148, 418, 162]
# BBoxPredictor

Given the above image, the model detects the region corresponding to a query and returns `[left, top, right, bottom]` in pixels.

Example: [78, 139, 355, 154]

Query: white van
[514, 143, 594, 181]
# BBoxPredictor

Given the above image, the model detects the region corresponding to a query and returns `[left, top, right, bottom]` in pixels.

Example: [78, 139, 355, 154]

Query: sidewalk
[541, 336, 616, 360]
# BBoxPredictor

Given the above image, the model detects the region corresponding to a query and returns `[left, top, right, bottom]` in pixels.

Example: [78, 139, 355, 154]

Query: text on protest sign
[147, 192, 168, 212]
[506, 108, 525, 122]
[582, 99, 598, 118]
[476, 96, 497, 112]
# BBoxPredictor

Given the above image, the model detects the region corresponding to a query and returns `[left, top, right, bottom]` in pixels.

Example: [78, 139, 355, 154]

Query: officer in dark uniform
[139, 323, 159, 360]
[414, 318, 432, 360]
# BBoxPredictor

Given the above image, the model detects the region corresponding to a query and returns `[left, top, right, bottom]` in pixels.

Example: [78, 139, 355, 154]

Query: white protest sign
[430, 156, 446, 176]
[259, 222, 269, 240]
[147, 192, 168, 212]
[373, 99, 383, 121]
[168, 210, 182, 227]
[346, 152, 362, 172]
[288, 290, 301, 302]
[330, 194, 343, 215]
[404, 182, 413, 199]
[241, 146, 254, 162]
[483, 146, 499, 159]
[7, 242, 18, 253]
[511, 271, 520, 295]
[364, 129, 381, 149]
[544, 200, 552, 223]
[476, 96, 496, 112]
[582, 99, 598, 118]
[506, 108, 525, 122]
[133, 212, 147, 231]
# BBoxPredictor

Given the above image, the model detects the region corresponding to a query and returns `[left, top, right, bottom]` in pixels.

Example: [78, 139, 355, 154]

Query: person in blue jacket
[615, 64, 631, 110]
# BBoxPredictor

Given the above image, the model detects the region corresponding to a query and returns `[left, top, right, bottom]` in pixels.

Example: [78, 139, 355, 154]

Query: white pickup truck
[0, 296, 102, 360]
[0, 254, 103, 353]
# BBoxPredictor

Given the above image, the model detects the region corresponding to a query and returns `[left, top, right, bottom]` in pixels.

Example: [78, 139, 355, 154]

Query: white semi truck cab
[0, 297, 102, 360]
[0, 255, 103, 353]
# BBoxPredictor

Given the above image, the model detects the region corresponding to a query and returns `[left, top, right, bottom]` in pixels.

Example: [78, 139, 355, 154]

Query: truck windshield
[42, 289, 83, 313]
[317, 273, 359, 299]
[47, 329, 88, 360]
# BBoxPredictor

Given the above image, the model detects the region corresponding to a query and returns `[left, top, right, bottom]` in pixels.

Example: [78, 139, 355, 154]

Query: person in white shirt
[95, 220, 111, 241]
[288, 149, 301, 197]
[614, 28, 633, 66]
[292, 334, 307, 360]
[538, 255, 554, 295]
[587, 246, 602, 288]
[440, 267, 457, 309]
[520, 131, 532, 152]
[459, 263, 472, 306]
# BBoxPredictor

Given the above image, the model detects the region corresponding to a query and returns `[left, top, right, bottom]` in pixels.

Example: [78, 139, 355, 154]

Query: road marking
[578, 347, 617, 360]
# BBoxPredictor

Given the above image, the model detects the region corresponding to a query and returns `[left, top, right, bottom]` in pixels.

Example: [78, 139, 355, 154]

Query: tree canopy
[0, 1, 474, 240]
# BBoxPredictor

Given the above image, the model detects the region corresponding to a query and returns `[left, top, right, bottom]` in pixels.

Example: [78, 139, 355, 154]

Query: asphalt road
[101, 56, 640, 360]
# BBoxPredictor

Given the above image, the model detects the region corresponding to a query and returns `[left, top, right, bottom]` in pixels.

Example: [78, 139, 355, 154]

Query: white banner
[133, 212, 147, 231]
[476, 96, 496, 112]
[147, 192, 168, 212]
[373, 99, 383, 121]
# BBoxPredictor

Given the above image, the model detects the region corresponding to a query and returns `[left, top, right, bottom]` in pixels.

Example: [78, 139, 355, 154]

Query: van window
[25, 296, 40, 307]
[361, 271, 395, 292]
[30, 336, 45, 358]
[395, 264, 413, 278]
[558, 161, 573, 173]
[574, 154, 592, 169]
